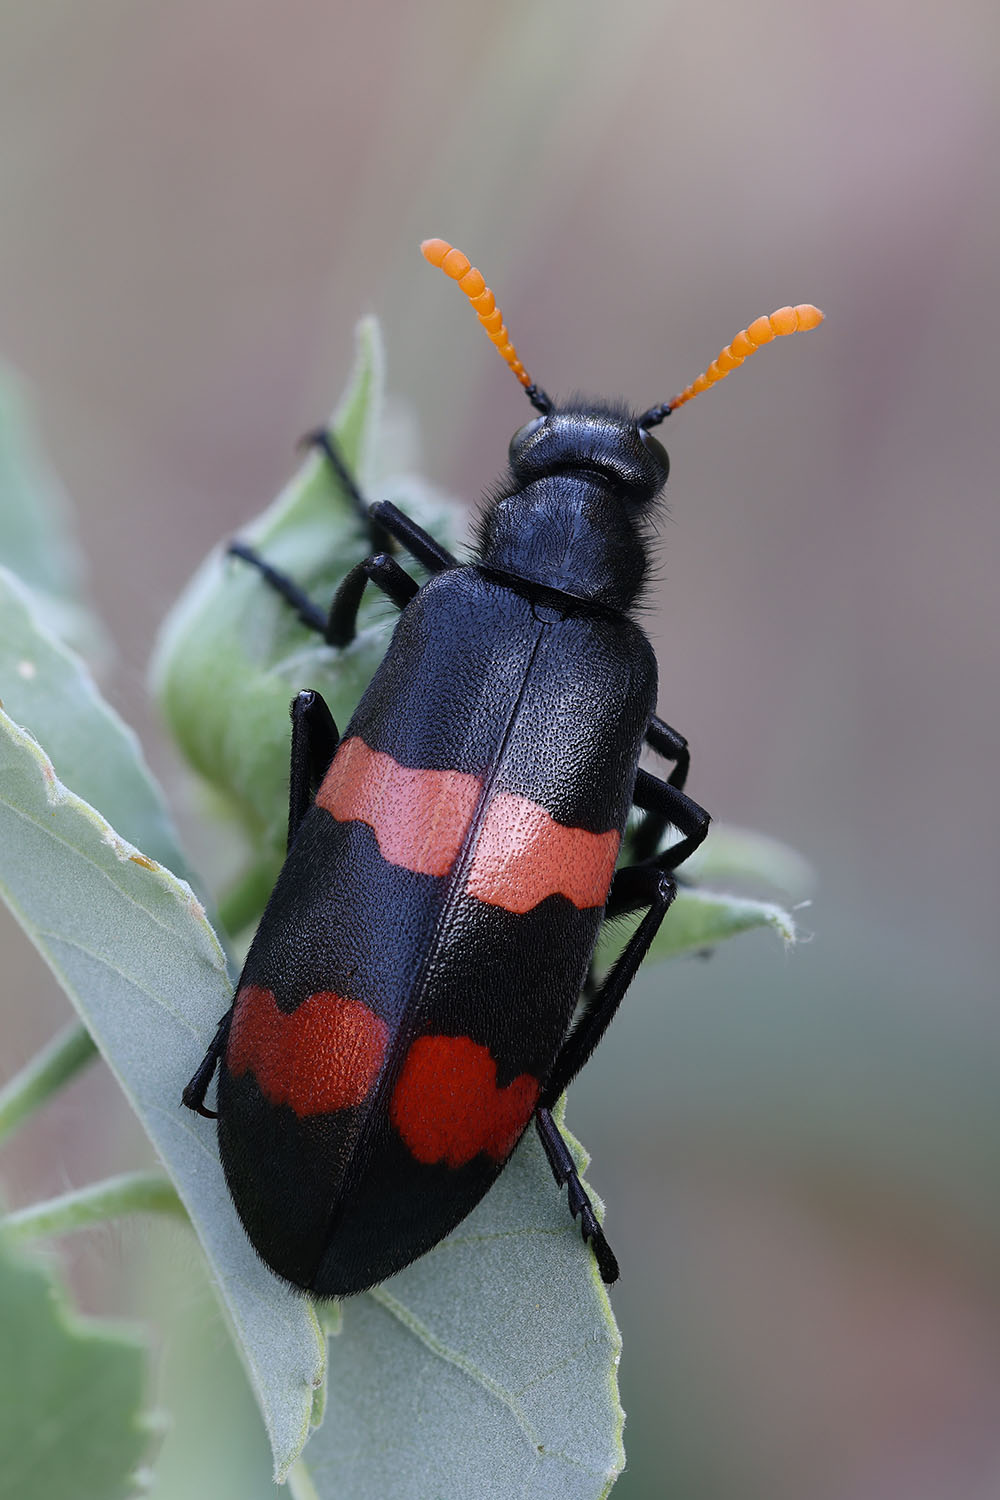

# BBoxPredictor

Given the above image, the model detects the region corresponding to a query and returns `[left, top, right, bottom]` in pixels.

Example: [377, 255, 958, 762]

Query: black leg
[287, 690, 341, 846]
[227, 543, 421, 648]
[228, 430, 455, 640]
[304, 428, 457, 572]
[647, 712, 691, 790]
[369, 499, 458, 573]
[182, 1009, 232, 1119]
[324, 553, 420, 648]
[528, 866, 675, 1272]
[228, 542, 327, 634]
[628, 770, 710, 878]
[629, 713, 692, 863]
[533, 773, 708, 1273]
[543, 864, 678, 1106]
[537, 748, 708, 1105]
[538, 769, 708, 1109]
[182, 690, 341, 1119]
[535, 1107, 620, 1284]
[301, 428, 394, 553]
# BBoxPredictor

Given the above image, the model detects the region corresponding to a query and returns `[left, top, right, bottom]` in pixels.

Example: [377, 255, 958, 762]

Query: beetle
[183, 238, 822, 1296]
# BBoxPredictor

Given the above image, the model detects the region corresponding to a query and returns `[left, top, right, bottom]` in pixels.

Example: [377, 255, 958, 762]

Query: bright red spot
[466, 792, 620, 913]
[315, 736, 481, 877]
[226, 984, 388, 1117]
[390, 1034, 540, 1168]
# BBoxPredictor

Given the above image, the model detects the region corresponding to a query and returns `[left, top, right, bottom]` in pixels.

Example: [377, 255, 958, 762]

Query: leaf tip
[768, 903, 798, 947]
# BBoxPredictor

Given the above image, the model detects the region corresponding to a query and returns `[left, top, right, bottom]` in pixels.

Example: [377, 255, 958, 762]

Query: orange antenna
[640, 303, 824, 429]
[421, 238, 551, 413]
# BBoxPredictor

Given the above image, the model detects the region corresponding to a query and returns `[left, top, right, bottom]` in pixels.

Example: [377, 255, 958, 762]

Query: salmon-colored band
[316, 737, 482, 877]
[466, 791, 620, 913]
[227, 984, 388, 1117]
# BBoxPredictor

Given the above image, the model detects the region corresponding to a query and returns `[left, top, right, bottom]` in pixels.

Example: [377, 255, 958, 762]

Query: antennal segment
[640, 303, 824, 429]
[421, 238, 551, 413]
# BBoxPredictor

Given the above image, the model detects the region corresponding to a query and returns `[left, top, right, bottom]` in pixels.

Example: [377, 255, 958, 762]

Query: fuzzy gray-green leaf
[0, 707, 324, 1477]
[0, 564, 189, 877]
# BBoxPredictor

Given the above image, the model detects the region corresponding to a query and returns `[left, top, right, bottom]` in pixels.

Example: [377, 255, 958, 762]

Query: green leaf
[682, 822, 814, 899]
[0, 1228, 152, 1500]
[293, 1108, 623, 1500]
[150, 318, 460, 916]
[0, 362, 105, 658]
[595, 867, 797, 975]
[0, 564, 190, 878]
[646, 883, 796, 958]
[0, 706, 325, 1478]
[0, 1023, 98, 1146]
[4, 1172, 186, 1242]
[602, 818, 803, 972]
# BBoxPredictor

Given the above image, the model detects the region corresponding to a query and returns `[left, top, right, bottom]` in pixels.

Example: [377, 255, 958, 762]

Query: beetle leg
[542, 776, 708, 1113]
[367, 499, 458, 572]
[535, 1107, 620, 1284]
[542, 865, 678, 1109]
[629, 713, 692, 861]
[287, 690, 341, 846]
[646, 712, 691, 790]
[544, 772, 708, 1097]
[324, 553, 420, 647]
[226, 542, 421, 647]
[227, 542, 328, 633]
[181, 1009, 232, 1119]
[228, 430, 454, 644]
[301, 428, 393, 552]
[531, 779, 709, 1265]
[305, 428, 458, 571]
[627, 770, 711, 877]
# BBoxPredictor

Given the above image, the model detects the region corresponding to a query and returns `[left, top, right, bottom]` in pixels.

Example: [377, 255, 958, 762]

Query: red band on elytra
[227, 983, 388, 1117]
[316, 737, 482, 878]
[466, 791, 620, 914]
[390, 1034, 539, 1168]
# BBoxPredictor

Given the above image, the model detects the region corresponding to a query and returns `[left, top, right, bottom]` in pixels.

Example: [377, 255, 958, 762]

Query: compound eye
[508, 415, 546, 466]
[638, 426, 669, 479]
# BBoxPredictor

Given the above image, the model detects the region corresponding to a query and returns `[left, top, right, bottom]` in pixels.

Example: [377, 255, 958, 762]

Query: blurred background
[1, 1, 998, 1495]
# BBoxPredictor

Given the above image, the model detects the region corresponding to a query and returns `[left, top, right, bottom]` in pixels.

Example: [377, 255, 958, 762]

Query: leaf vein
[367, 1285, 542, 1449]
